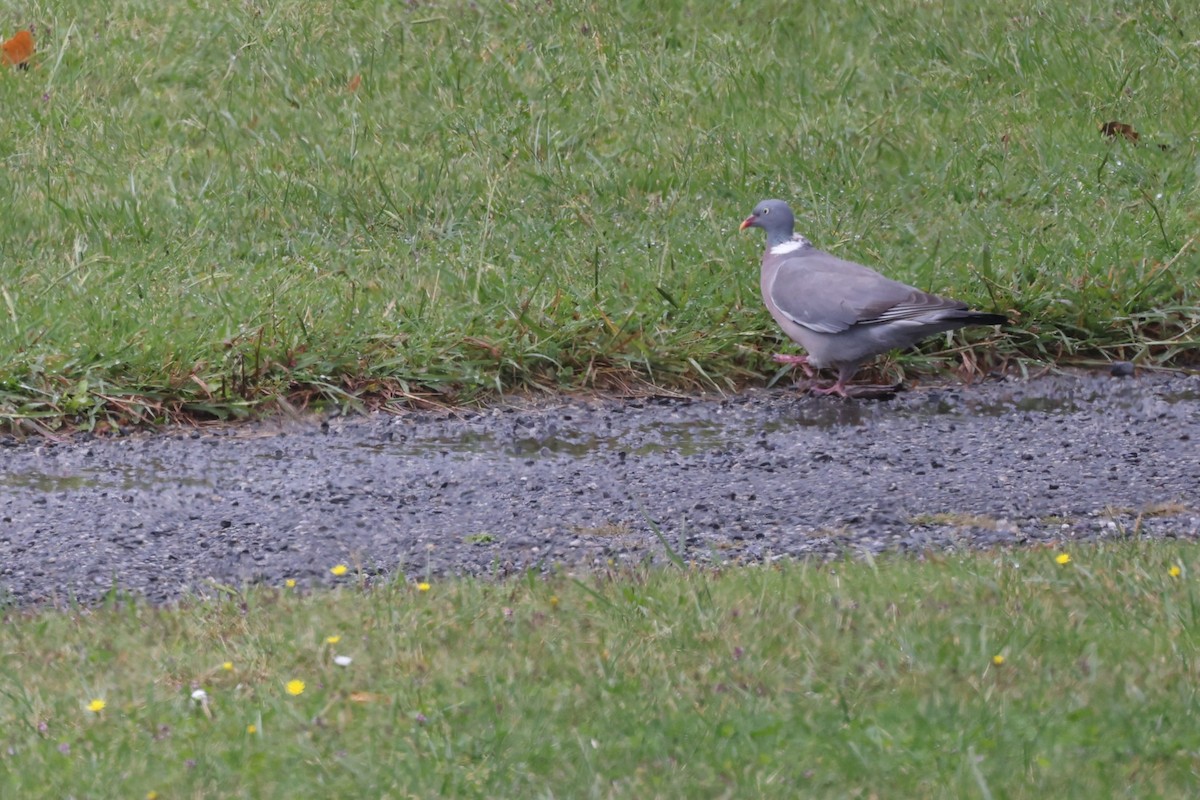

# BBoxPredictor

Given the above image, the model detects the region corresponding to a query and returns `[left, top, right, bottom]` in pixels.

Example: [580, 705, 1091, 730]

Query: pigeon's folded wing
[766, 251, 966, 335]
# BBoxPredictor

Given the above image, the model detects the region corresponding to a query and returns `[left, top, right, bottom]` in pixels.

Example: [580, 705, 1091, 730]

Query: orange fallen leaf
[346, 74, 362, 93]
[2, 29, 35, 68]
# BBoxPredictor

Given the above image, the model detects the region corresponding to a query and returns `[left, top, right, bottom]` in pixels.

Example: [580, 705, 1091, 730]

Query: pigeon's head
[739, 199, 795, 245]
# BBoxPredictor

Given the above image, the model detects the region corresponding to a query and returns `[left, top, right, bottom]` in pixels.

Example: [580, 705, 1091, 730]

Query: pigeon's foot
[772, 353, 815, 378]
[808, 381, 851, 398]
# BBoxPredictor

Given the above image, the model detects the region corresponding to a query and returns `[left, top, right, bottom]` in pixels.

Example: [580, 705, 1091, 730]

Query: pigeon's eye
[761, 208, 770, 215]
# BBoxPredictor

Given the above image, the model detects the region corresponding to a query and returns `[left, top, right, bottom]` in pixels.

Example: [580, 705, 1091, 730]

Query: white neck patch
[770, 235, 811, 256]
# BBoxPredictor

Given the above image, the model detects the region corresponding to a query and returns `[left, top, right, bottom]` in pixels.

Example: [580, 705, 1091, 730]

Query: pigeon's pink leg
[772, 353, 815, 378]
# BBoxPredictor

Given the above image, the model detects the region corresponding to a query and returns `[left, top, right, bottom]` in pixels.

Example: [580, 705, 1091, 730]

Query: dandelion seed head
[334, 655, 353, 667]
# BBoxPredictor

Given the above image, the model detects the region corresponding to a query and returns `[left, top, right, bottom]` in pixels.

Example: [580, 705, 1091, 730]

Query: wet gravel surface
[2, 371, 1198, 605]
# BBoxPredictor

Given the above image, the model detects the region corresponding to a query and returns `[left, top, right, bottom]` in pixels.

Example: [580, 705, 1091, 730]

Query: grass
[1, 0, 1198, 430]
[2, 544, 1199, 796]
[4, 7, 1198, 796]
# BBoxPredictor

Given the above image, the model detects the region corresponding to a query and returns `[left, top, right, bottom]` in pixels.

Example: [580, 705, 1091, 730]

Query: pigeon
[740, 199, 1006, 397]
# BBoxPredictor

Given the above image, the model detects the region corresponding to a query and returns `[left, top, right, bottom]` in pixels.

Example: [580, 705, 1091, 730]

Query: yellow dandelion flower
[992, 655, 1005, 666]
[285, 680, 305, 696]
[87, 699, 106, 713]
[146, 792, 159, 800]
[330, 564, 348, 576]
[549, 595, 560, 608]
[247, 724, 257, 734]
[285, 579, 296, 588]
[417, 582, 431, 592]
[1055, 553, 1071, 565]
[1169, 565, 1182, 578]
[222, 661, 233, 671]
[325, 635, 341, 645]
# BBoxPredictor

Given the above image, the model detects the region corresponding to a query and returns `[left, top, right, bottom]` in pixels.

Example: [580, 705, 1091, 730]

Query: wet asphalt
[1, 371, 1197, 605]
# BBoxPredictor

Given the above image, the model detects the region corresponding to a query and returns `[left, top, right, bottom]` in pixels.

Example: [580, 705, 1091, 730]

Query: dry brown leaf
[2, 29, 35, 68]
[348, 691, 384, 703]
[1100, 120, 1139, 143]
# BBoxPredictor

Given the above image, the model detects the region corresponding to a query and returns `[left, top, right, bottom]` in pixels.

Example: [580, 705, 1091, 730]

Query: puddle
[311, 390, 1134, 461]
[0, 461, 214, 492]
[321, 415, 798, 460]
[375, 382, 1196, 459]
[1162, 389, 1200, 404]
[3, 379, 1193, 490]
[946, 395, 1085, 417]
[952, 383, 1198, 418]
[0, 471, 105, 492]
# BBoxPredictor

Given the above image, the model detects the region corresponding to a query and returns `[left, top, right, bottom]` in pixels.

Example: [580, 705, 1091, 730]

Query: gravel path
[2, 371, 1198, 605]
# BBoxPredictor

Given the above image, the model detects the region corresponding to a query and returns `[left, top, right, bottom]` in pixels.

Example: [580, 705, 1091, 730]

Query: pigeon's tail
[961, 312, 1007, 327]
[914, 309, 1006, 338]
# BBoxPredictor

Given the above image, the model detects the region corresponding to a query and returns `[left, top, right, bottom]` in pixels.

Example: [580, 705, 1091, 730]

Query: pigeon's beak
[739, 215, 756, 231]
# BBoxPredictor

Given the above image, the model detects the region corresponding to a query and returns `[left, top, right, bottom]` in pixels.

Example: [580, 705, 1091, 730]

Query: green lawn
[2, 545, 1198, 797]
[0, 0, 1196, 429]
[4, 5, 1199, 796]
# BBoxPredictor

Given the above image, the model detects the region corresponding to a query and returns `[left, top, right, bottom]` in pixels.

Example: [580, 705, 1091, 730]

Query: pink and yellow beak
[739, 215, 756, 231]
